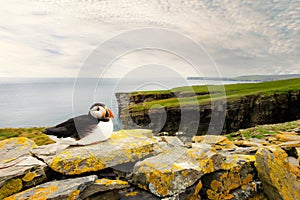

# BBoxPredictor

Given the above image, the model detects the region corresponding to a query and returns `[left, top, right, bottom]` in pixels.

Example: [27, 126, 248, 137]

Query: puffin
[44, 103, 114, 145]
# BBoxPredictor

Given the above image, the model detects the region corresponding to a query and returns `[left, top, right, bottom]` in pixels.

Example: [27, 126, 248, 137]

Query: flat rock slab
[161, 136, 184, 147]
[0, 137, 36, 169]
[32, 129, 158, 175]
[192, 135, 237, 150]
[80, 178, 130, 199]
[275, 134, 300, 142]
[255, 145, 300, 200]
[5, 175, 97, 200]
[0, 138, 47, 199]
[132, 147, 204, 197]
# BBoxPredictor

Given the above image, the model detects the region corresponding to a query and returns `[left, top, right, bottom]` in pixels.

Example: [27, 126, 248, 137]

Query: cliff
[116, 78, 300, 136]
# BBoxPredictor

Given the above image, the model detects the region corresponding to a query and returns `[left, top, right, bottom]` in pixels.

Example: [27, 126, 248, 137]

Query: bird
[44, 103, 114, 145]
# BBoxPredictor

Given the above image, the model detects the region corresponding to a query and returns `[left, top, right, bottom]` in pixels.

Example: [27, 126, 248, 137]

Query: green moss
[0, 127, 54, 146]
[0, 178, 23, 199]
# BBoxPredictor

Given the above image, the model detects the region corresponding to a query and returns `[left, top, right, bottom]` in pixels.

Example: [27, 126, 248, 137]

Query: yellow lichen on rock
[221, 155, 255, 170]
[248, 193, 268, 200]
[109, 129, 152, 142]
[203, 161, 255, 200]
[1, 137, 36, 166]
[146, 169, 175, 196]
[0, 179, 23, 199]
[22, 172, 37, 182]
[123, 143, 153, 162]
[192, 135, 236, 150]
[188, 181, 202, 200]
[255, 145, 300, 200]
[95, 178, 129, 186]
[275, 134, 300, 142]
[210, 180, 222, 191]
[125, 191, 139, 197]
[45, 129, 157, 175]
[0, 137, 35, 149]
[5, 185, 58, 200]
[67, 190, 80, 200]
[133, 147, 204, 197]
[188, 147, 218, 174]
[49, 153, 106, 175]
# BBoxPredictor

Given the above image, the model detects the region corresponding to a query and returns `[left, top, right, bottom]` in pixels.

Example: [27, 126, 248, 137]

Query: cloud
[0, 0, 299, 77]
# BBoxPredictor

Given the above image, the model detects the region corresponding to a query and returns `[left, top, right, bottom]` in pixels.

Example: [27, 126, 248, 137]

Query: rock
[249, 138, 269, 145]
[161, 136, 184, 147]
[220, 154, 256, 171]
[120, 188, 161, 200]
[80, 178, 130, 199]
[248, 193, 268, 200]
[232, 147, 258, 155]
[200, 161, 257, 199]
[255, 145, 300, 200]
[132, 147, 203, 197]
[229, 183, 260, 200]
[294, 128, 300, 133]
[233, 140, 263, 148]
[0, 138, 47, 199]
[87, 190, 120, 200]
[0, 137, 36, 169]
[275, 133, 300, 142]
[32, 130, 159, 175]
[279, 141, 300, 148]
[192, 135, 237, 150]
[177, 180, 203, 200]
[5, 175, 97, 200]
[296, 147, 300, 161]
[132, 143, 255, 197]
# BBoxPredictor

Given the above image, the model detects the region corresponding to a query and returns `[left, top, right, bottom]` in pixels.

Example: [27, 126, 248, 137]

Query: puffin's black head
[89, 103, 114, 120]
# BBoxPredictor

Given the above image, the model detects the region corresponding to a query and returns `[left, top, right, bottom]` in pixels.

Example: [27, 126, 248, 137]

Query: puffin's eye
[96, 107, 100, 111]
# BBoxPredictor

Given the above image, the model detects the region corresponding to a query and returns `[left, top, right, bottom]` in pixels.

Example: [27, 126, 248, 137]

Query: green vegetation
[0, 127, 54, 146]
[129, 78, 300, 112]
[226, 120, 300, 140]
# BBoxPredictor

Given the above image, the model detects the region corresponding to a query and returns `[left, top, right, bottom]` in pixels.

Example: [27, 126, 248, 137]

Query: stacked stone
[1, 128, 300, 199]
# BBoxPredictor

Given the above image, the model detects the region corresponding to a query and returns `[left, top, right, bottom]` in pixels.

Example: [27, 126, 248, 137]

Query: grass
[0, 127, 54, 146]
[128, 78, 300, 112]
[226, 120, 300, 140]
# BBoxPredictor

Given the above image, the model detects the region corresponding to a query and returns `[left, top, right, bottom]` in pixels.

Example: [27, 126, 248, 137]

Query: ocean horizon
[0, 77, 255, 129]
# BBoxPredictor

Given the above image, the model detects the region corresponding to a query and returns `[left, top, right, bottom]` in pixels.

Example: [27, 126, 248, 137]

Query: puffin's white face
[89, 104, 114, 120]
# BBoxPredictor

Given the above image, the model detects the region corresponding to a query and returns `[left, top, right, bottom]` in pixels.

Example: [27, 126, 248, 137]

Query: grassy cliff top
[226, 119, 300, 140]
[128, 78, 300, 111]
[0, 127, 54, 146]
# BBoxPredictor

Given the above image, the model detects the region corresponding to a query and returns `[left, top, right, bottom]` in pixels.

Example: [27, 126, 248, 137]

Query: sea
[0, 78, 255, 130]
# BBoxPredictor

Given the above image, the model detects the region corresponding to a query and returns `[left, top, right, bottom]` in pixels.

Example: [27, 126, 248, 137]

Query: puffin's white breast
[78, 120, 113, 145]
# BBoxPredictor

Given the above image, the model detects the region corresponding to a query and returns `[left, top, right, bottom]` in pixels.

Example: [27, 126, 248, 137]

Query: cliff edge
[116, 78, 300, 136]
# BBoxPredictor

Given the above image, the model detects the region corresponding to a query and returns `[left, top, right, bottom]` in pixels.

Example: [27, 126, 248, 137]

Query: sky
[0, 0, 299, 78]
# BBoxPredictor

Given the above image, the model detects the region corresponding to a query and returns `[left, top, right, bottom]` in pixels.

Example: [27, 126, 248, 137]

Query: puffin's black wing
[44, 114, 98, 140]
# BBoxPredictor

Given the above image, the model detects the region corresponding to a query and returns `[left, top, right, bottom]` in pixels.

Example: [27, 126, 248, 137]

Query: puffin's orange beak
[106, 108, 114, 119]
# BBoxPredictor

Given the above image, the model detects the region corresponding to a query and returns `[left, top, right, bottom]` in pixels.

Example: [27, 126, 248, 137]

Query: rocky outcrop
[117, 90, 300, 135]
[5, 175, 97, 200]
[1, 124, 300, 199]
[0, 138, 47, 199]
[255, 145, 300, 200]
[32, 129, 157, 175]
[131, 145, 256, 198]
